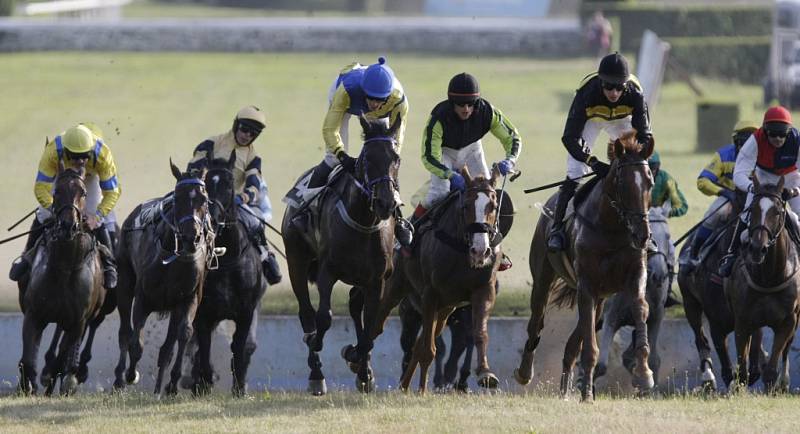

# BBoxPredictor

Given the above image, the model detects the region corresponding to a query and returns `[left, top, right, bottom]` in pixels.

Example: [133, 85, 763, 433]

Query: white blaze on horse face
[634, 171, 643, 192]
[471, 191, 491, 265]
[212, 175, 220, 185]
[758, 197, 773, 228]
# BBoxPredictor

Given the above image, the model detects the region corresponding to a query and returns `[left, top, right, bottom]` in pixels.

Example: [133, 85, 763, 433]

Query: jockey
[186, 105, 282, 285]
[719, 106, 799, 277]
[9, 124, 120, 289]
[296, 57, 413, 245]
[412, 72, 521, 268]
[685, 120, 759, 270]
[548, 52, 652, 252]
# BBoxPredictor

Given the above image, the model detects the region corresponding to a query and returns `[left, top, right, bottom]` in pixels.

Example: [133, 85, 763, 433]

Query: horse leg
[154, 308, 181, 396]
[629, 281, 654, 392]
[748, 328, 766, 386]
[778, 333, 795, 393]
[417, 307, 451, 394]
[166, 301, 197, 397]
[708, 324, 734, 389]
[369, 268, 410, 341]
[560, 323, 582, 399]
[40, 325, 62, 391]
[76, 312, 105, 384]
[231, 307, 257, 397]
[457, 311, 475, 393]
[288, 253, 317, 338]
[399, 293, 436, 393]
[732, 321, 752, 391]
[595, 300, 620, 381]
[762, 316, 796, 392]
[576, 289, 599, 402]
[681, 287, 716, 389]
[305, 268, 335, 396]
[57, 324, 84, 396]
[433, 333, 447, 390]
[18, 315, 45, 396]
[191, 317, 215, 396]
[398, 299, 421, 382]
[126, 296, 150, 387]
[341, 287, 364, 374]
[354, 282, 382, 393]
[472, 284, 498, 389]
[445, 307, 470, 389]
[515, 259, 555, 385]
[646, 306, 664, 388]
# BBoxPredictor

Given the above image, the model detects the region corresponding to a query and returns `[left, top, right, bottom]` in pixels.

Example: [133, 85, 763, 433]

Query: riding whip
[7, 207, 37, 232]
[237, 203, 283, 236]
[672, 198, 731, 247]
[524, 172, 597, 194]
[0, 221, 51, 246]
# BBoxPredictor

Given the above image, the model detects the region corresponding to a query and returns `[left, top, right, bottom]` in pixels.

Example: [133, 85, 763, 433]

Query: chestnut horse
[515, 131, 655, 401]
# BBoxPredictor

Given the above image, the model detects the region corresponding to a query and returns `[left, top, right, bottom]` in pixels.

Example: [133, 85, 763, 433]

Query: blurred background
[0, 0, 788, 316]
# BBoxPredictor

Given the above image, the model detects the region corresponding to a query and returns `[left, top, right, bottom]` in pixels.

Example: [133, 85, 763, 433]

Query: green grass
[0, 52, 770, 317]
[0, 391, 796, 433]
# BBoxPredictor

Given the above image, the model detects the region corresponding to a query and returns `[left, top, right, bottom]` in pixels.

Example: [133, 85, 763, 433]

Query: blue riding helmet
[360, 57, 395, 99]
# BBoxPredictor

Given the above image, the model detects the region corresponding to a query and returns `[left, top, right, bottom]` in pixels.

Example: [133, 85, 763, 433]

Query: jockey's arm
[697, 152, 726, 196]
[631, 93, 652, 146]
[94, 145, 121, 218]
[322, 86, 351, 156]
[33, 142, 58, 209]
[733, 134, 758, 192]
[665, 173, 688, 217]
[242, 155, 262, 205]
[421, 115, 451, 179]
[489, 106, 522, 164]
[386, 93, 408, 153]
[562, 92, 591, 162]
[186, 140, 214, 175]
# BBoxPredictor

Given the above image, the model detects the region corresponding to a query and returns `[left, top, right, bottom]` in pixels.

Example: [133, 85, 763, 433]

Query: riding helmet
[763, 105, 792, 125]
[360, 57, 395, 100]
[62, 125, 95, 154]
[234, 105, 266, 132]
[448, 72, 480, 105]
[598, 52, 630, 85]
[732, 120, 759, 137]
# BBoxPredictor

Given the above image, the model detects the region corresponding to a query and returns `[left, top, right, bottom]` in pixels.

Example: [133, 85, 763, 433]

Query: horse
[725, 174, 800, 392]
[677, 197, 766, 391]
[281, 117, 403, 395]
[17, 163, 106, 396]
[113, 160, 213, 396]
[514, 131, 655, 401]
[189, 151, 267, 396]
[594, 206, 670, 388]
[370, 167, 502, 393]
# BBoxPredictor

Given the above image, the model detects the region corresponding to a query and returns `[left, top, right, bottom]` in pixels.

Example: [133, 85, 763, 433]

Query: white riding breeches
[39, 173, 117, 231]
[566, 116, 633, 179]
[422, 141, 489, 209]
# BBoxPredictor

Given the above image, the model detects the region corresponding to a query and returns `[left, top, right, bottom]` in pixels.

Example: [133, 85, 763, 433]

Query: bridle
[205, 166, 237, 232]
[353, 136, 401, 213]
[460, 184, 500, 247]
[52, 169, 87, 240]
[161, 177, 212, 257]
[749, 189, 787, 250]
[605, 159, 651, 239]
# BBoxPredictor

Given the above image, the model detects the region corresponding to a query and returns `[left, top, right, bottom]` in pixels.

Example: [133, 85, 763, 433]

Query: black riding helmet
[448, 72, 480, 105]
[598, 52, 630, 85]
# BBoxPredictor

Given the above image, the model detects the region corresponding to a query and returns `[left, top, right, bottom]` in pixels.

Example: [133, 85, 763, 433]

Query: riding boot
[292, 161, 332, 233]
[94, 226, 118, 289]
[9, 219, 44, 282]
[719, 218, 745, 278]
[394, 209, 414, 247]
[683, 226, 712, 274]
[547, 178, 578, 252]
[255, 230, 282, 285]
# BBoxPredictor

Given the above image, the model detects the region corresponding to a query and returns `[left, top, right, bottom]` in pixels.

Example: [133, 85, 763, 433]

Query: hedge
[0, 0, 14, 17]
[665, 36, 770, 84]
[581, 2, 772, 51]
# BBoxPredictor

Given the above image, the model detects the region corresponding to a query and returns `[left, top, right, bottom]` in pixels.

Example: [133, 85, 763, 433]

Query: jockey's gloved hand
[637, 132, 653, 147]
[781, 187, 800, 201]
[586, 156, 610, 177]
[337, 151, 357, 173]
[235, 193, 249, 205]
[496, 159, 515, 176]
[449, 172, 466, 192]
[36, 207, 54, 224]
[720, 189, 737, 203]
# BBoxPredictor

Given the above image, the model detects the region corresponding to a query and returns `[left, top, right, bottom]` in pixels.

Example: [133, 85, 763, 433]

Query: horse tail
[307, 259, 318, 284]
[549, 279, 576, 309]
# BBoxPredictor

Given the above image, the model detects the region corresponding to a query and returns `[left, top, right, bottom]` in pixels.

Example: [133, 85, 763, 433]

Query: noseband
[354, 136, 400, 212]
[606, 160, 650, 237]
[53, 171, 87, 239]
[749, 190, 786, 249]
[205, 167, 237, 231]
[162, 177, 212, 256]
[461, 186, 500, 246]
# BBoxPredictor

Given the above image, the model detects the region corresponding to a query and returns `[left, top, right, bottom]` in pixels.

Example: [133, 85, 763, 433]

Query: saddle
[130, 194, 173, 230]
[282, 165, 345, 210]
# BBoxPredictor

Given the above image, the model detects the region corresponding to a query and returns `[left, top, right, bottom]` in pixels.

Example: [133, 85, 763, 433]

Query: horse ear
[170, 158, 182, 180]
[489, 164, 500, 186]
[358, 114, 371, 134]
[461, 165, 472, 184]
[778, 175, 785, 192]
[640, 135, 655, 161]
[228, 150, 236, 169]
[613, 138, 624, 159]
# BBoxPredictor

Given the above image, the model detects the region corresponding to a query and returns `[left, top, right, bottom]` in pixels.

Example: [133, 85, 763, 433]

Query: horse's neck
[751, 230, 797, 285]
[47, 234, 93, 269]
[580, 180, 625, 230]
[433, 197, 462, 236]
[341, 177, 378, 226]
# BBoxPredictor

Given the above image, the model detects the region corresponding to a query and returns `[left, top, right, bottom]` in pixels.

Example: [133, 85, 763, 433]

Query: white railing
[16, 0, 132, 19]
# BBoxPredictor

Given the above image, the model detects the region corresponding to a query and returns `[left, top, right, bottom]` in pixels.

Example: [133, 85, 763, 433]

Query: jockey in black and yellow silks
[10, 124, 121, 288]
[187, 106, 282, 284]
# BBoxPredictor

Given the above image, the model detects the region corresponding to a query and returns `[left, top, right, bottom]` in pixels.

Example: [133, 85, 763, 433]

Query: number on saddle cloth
[283, 165, 346, 210]
[131, 195, 172, 229]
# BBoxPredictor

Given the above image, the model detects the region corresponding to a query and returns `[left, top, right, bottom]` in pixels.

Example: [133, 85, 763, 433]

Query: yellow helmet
[732, 120, 759, 137]
[80, 122, 104, 140]
[62, 125, 95, 153]
[235, 105, 266, 129]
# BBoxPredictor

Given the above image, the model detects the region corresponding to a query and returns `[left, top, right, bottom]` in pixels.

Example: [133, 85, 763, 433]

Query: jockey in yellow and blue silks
[685, 120, 758, 269]
[9, 124, 120, 288]
[295, 57, 413, 245]
[186, 106, 281, 284]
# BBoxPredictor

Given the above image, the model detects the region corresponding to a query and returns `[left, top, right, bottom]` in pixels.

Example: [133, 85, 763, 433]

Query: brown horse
[17, 164, 106, 396]
[113, 161, 213, 396]
[281, 117, 403, 395]
[726, 174, 800, 392]
[370, 167, 501, 393]
[515, 131, 655, 401]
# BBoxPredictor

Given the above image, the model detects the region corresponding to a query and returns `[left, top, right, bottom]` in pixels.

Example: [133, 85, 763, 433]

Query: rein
[743, 189, 798, 293]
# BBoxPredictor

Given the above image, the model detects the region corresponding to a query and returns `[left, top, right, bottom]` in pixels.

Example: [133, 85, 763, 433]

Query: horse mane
[606, 129, 643, 161]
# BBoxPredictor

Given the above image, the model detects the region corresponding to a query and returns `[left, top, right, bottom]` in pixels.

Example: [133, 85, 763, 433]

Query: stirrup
[395, 219, 414, 247]
[103, 267, 118, 289]
[9, 257, 29, 282]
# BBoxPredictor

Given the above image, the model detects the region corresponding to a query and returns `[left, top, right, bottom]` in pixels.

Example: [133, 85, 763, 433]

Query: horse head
[356, 115, 403, 220]
[746, 173, 786, 265]
[203, 149, 237, 228]
[605, 130, 655, 249]
[461, 165, 500, 268]
[52, 160, 87, 240]
[170, 159, 210, 256]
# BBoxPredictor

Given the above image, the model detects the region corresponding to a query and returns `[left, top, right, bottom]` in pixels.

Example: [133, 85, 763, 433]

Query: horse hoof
[356, 376, 375, 394]
[61, 374, 78, 396]
[340, 345, 360, 374]
[112, 379, 126, 392]
[17, 380, 34, 396]
[40, 372, 53, 388]
[308, 379, 327, 396]
[477, 371, 499, 389]
[192, 381, 211, 397]
[126, 370, 140, 385]
[232, 384, 248, 398]
[76, 365, 89, 384]
[180, 375, 194, 390]
[513, 368, 531, 386]
[164, 384, 178, 397]
[632, 372, 655, 391]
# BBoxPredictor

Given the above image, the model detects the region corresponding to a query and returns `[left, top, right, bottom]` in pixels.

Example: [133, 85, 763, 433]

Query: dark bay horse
[677, 197, 766, 390]
[18, 164, 106, 396]
[515, 131, 655, 401]
[281, 117, 403, 395]
[726, 174, 800, 392]
[371, 168, 502, 393]
[114, 161, 213, 396]
[190, 151, 267, 396]
[594, 206, 670, 388]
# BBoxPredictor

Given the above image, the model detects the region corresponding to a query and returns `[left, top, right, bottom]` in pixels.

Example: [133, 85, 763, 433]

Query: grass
[0, 391, 796, 433]
[0, 52, 771, 317]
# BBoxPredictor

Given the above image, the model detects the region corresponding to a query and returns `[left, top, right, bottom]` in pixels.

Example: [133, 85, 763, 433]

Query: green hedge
[666, 36, 770, 84]
[581, 2, 772, 51]
[0, 0, 14, 16]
